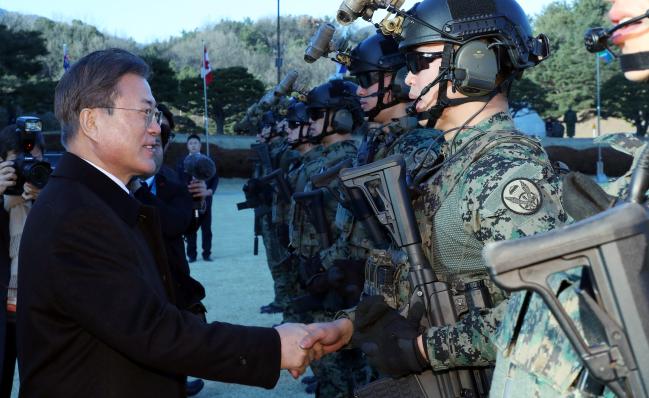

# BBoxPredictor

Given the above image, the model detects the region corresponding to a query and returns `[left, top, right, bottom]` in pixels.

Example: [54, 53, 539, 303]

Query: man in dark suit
[131, 104, 206, 396]
[17, 48, 314, 397]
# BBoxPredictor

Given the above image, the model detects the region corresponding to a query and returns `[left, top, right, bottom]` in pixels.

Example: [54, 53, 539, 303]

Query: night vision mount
[304, 23, 354, 66]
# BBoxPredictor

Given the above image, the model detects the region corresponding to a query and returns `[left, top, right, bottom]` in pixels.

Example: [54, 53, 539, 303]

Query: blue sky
[1, 0, 555, 44]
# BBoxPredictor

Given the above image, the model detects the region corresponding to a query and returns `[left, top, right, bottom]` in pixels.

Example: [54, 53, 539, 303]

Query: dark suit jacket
[17, 153, 280, 397]
[0, 205, 9, 378]
[134, 165, 206, 311]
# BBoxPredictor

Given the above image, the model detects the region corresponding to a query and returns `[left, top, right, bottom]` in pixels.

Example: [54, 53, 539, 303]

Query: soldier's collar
[447, 111, 515, 156]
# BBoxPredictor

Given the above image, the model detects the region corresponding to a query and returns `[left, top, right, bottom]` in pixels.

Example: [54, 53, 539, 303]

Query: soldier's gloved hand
[352, 296, 429, 377]
[305, 260, 346, 294]
[299, 256, 325, 288]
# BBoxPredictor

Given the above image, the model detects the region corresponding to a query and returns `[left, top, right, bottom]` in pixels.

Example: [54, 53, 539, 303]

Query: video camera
[5, 116, 52, 196]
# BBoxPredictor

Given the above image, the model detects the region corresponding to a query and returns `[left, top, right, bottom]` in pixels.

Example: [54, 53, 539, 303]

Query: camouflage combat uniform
[485, 133, 649, 397]
[320, 118, 444, 271]
[318, 139, 373, 398]
[268, 139, 301, 312]
[286, 144, 326, 323]
[412, 112, 568, 372]
[260, 137, 297, 308]
[595, 133, 649, 197]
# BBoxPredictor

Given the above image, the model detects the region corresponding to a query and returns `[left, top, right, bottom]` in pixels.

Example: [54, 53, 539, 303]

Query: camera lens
[24, 161, 52, 189]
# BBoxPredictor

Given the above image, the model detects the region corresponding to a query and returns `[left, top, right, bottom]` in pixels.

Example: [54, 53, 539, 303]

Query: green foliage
[509, 76, 552, 117]
[142, 54, 178, 104]
[601, 73, 649, 135]
[523, 0, 614, 118]
[0, 24, 46, 78]
[176, 67, 265, 134]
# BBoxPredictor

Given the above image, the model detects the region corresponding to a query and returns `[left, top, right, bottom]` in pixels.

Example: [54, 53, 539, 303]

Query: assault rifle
[292, 188, 331, 249]
[484, 146, 649, 398]
[339, 154, 489, 398]
[250, 143, 273, 176]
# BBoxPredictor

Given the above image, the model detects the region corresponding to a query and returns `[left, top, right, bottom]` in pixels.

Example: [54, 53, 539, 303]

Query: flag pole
[202, 41, 210, 157]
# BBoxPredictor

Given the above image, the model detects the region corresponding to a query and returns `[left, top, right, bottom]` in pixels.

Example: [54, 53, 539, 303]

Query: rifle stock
[484, 202, 649, 398]
[340, 155, 487, 398]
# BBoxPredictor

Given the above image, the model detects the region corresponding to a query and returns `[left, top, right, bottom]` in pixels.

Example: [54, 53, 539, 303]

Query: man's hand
[0, 161, 16, 195]
[22, 182, 42, 201]
[299, 318, 354, 360]
[274, 323, 316, 379]
[187, 179, 212, 199]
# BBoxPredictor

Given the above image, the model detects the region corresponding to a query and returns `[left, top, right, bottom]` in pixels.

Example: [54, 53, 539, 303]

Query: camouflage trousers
[261, 218, 293, 309]
[310, 311, 371, 398]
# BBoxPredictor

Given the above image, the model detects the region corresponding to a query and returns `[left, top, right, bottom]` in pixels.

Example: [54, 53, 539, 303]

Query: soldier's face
[308, 111, 331, 137]
[609, 0, 649, 81]
[356, 73, 394, 115]
[405, 43, 461, 114]
[287, 125, 301, 144]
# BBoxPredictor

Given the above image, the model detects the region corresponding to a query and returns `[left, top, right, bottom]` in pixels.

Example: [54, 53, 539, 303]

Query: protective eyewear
[355, 71, 382, 89]
[405, 51, 444, 74]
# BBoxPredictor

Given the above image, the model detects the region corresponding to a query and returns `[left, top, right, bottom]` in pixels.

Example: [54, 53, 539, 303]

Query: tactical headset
[397, 0, 550, 127]
[306, 80, 363, 137]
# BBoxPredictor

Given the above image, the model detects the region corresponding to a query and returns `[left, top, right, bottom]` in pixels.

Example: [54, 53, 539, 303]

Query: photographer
[176, 134, 218, 262]
[0, 120, 48, 397]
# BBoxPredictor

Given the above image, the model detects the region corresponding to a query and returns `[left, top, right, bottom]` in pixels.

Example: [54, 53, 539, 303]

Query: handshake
[274, 296, 430, 379]
[274, 319, 354, 378]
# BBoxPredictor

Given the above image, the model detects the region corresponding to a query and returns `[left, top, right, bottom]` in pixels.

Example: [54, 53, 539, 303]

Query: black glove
[305, 264, 348, 295]
[298, 256, 325, 288]
[352, 296, 429, 378]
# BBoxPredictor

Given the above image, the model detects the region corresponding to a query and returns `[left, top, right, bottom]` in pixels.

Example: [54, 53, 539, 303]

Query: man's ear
[78, 108, 100, 142]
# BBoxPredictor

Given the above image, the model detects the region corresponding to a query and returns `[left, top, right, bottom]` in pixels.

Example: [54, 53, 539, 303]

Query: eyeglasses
[100, 107, 162, 128]
[405, 51, 444, 74]
[308, 108, 326, 121]
[355, 71, 382, 89]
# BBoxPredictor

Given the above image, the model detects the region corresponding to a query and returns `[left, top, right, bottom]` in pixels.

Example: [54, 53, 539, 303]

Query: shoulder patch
[501, 178, 542, 215]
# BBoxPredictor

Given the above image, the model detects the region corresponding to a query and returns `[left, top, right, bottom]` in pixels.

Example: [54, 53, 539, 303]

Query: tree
[523, 0, 614, 118]
[0, 23, 49, 126]
[601, 73, 649, 136]
[176, 67, 265, 135]
[0, 24, 46, 78]
[142, 54, 178, 104]
[509, 76, 552, 117]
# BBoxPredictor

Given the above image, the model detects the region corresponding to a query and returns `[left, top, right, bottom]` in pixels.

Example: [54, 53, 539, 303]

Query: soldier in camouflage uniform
[319, 31, 444, 274]
[289, 80, 371, 397]
[251, 105, 300, 314]
[300, 0, 570, 395]
[275, 97, 321, 324]
[487, 1, 649, 396]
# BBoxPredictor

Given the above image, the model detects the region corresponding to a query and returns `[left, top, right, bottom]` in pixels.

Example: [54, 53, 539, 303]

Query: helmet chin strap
[365, 72, 402, 121]
[407, 43, 499, 128]
[290, 124, 312, 148]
